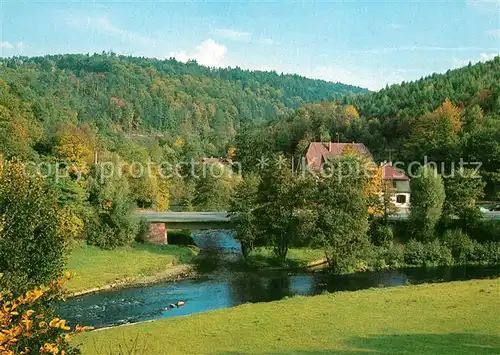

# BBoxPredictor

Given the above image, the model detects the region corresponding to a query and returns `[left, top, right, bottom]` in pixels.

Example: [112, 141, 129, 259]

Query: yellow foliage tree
[435, 98, 461, 133]
[226, 146, 237, 161]
[344, 105, 360, 119]
[57, 206, 85, 241]
[54, 123, 95, 175]
[173, 136, 185, 149]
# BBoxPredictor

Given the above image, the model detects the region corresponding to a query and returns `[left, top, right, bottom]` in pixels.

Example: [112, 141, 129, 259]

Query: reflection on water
[58, 230, 499, 328]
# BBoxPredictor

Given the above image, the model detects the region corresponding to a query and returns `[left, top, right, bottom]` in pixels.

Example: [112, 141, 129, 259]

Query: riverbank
[75, 278, 500, 354]
[65, 243, 199, 295]
[246, 247, 326, 268]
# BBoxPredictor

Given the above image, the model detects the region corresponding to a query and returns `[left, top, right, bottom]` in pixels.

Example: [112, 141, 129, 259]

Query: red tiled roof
[305, 142, 372, 169]
[381, 163, 409, 181]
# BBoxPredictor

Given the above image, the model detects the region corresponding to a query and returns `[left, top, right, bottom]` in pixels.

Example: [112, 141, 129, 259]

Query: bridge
[138, 210, 500, 244]
[137, 211, 231, 244]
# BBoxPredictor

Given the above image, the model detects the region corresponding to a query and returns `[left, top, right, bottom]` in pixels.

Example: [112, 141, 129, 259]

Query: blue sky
[1, 0, 499, 90]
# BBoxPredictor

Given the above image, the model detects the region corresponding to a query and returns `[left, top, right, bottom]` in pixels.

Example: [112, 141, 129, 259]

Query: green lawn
[247, 247, 326, 268]
[65, 243, 198, 294]
[75, 278, 500, 354]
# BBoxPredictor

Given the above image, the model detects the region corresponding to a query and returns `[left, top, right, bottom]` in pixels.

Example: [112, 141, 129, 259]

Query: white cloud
[259, 37, 275, 45]
[0, 41, 14, 49]
[480, 52, 498, 60]
[16, 42, 26, 49]
[169, 39, 227, 67]
[211, 28, 251, 42]
[452, 52, 498, 69]
[485, 29, 500, 37]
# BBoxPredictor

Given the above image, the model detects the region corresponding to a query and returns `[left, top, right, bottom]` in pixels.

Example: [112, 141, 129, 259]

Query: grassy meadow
[247, 247, 326, 268]
[75, 278, 500, 354]
[65, 243, 198, 294]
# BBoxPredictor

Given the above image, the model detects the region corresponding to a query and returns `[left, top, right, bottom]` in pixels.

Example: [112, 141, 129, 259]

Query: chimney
[329, 142, 332, 152]
[94, 151, 98, 164]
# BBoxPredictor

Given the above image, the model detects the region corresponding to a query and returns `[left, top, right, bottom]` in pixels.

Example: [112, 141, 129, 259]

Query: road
[137, 210, 500, 223]
[389, 211, 500, 221]
[137, 211, 230, 223]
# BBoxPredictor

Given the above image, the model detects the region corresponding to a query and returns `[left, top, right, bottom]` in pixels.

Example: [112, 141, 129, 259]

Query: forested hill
[0, 53, 365, 129]
[341, 57, 500, 119]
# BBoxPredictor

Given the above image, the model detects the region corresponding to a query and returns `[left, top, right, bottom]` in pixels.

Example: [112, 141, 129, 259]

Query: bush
[404, 239, 426, 266]
[135, 218, 151, 243]
[380, 244, 405, 268]
[370, 223, 394, 247]
[403, 239, 453, 267]
[441, 229, 474, 264]
[424, 239, 454, 267]
[468, 241, 500, 265]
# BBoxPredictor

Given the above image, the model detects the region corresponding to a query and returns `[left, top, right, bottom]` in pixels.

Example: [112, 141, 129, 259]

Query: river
[58, 230, 499, 328]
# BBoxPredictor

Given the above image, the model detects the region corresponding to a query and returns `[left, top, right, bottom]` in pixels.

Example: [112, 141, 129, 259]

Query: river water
[58, 230, 499, 328]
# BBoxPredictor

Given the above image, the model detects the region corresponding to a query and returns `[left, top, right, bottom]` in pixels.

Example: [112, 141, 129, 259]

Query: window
[396, 194, 407, 204]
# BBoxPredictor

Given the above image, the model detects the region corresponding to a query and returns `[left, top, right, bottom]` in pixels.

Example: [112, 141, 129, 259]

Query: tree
[253, 156, 308, 264]
[313, 156, 370, 273]
[443, 168, 485, 232]
[193, 163, 240, 211]
[230, 173, 260, 258]
[53, 123, 96, 175]
[404, 99, 462, 164]
[409, 166, 446, 241]
[0, 160, 66, 294]
[85, 159, 139, 249]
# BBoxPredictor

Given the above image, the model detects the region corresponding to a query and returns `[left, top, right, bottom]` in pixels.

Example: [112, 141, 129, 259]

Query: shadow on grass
[218, 333, 500, 355]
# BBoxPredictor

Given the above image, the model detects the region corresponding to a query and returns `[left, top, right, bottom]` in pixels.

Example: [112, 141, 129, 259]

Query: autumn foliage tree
[0, 274, 91, 355]
[404, 98, 462, 163]
[53, 123, 96, 175]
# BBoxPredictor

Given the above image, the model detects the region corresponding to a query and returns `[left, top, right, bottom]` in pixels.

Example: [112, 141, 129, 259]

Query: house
[381, 162, 410, 209]
[305, 142, 372, 169]
[305, 142, 411, 210]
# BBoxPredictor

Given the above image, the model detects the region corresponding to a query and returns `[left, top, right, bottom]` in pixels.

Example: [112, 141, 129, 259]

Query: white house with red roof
[305, 142, 411, 210]
[381, 162, 411, 209]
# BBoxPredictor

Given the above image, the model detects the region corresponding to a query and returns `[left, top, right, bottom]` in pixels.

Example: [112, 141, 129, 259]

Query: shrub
[468, 241, 500, 265]
[403, 239, 426, 266]
[379, 244, 405, 268]
[0, 275, 91, 354]
[424, 239, 454, 267]
[403, 239, 453, 267]
[135, 218, 151, 243]
[441, 229, 474, 264]
[370, 223, 394, 247]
